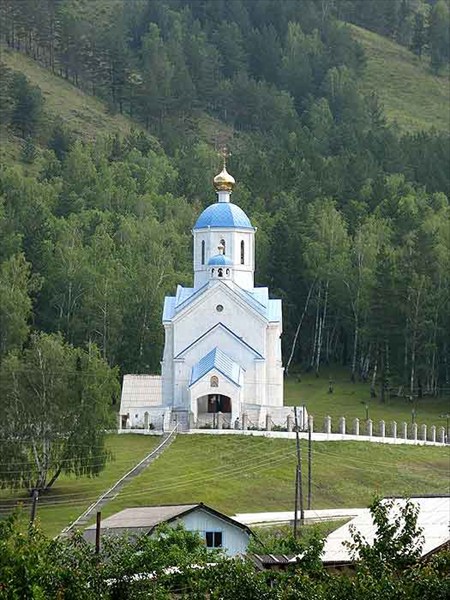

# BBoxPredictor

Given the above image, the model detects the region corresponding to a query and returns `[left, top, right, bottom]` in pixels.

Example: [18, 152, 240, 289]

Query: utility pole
[29, 489, 39, 530]
[293, 406, 304, 538]
[308, 417, 312, 510]
[95, 511, 102, 554]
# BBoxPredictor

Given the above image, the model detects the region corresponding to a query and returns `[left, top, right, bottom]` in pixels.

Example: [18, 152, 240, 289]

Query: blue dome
[194, 202, 253, 230]
[208, 254, 233, 266]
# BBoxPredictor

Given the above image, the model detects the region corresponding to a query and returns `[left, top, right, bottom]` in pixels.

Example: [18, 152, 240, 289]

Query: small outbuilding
[83, 503, 253, 557]
[320, 495, 450, 570]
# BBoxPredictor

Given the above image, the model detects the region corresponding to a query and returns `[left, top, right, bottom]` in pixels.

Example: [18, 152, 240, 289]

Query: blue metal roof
[163, 284, 282, 323]
[194, 202, 253, 230]
[208, 254, 233, 266]
[190, 348, 242, 387]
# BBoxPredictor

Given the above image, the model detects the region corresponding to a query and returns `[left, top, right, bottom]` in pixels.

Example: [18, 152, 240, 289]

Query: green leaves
[0, 332, 117, 492]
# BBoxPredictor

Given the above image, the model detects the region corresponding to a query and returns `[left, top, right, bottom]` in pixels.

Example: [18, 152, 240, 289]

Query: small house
[83, 503, 253, 557]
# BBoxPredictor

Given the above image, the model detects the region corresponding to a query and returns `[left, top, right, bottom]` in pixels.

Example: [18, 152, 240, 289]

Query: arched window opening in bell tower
[220, 239, 226, 254]
[240, 240, 245, 265]
[201, 240, 205, 265]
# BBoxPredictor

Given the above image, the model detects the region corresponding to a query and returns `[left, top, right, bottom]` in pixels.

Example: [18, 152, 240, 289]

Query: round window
[216, 304, 224, 312]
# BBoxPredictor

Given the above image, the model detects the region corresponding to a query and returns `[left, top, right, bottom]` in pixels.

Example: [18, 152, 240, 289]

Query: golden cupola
[213, 159, 235, 193]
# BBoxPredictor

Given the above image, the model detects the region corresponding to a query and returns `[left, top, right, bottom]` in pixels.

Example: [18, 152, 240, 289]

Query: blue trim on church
[208, 254, 233, 266]
[190, 348, 242, 387]
[174, 322, 264, 359]
[194, 203, 254, 230]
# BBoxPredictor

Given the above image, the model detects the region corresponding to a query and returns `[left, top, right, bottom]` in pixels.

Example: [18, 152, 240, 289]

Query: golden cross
[218, 146, 231, 169]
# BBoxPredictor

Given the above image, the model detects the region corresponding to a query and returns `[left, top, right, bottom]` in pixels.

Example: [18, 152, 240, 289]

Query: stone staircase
[60, 426, 178, 536]
[170, 409, 191, 432]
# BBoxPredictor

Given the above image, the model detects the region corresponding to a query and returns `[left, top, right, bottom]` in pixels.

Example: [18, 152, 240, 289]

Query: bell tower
[192, 152, 255, 290]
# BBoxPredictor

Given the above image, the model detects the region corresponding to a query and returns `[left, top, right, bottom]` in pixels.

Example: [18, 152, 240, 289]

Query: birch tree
[345, 215, 390, 381]
[0, 333, 118, 493]
[302, 199, 349, 375]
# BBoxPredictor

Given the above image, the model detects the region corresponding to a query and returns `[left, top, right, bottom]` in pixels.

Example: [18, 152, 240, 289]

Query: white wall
[193, 228, 255, 289]
[178, 508, 250, 556]
[173, 285, 266, 358]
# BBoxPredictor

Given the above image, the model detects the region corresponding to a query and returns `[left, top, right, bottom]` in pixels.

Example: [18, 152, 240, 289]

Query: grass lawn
[284, 369, 450, 432]
[351, 25, 449, 133]
[99, 435, 449, 524]
[0, 434, 160, 538]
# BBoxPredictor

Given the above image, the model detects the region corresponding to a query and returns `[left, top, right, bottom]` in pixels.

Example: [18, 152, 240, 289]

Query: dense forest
[0, 0, 449, 400]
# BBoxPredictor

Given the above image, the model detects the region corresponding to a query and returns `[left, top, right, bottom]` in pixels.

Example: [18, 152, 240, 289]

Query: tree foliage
[0, 502, 449, 599]
[0, 332, 118, 493]
[0, 0, 448, 404]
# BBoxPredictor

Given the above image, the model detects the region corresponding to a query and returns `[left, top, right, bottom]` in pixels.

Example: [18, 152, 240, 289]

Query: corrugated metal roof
[194, 203, 254, 230]
[190, 348, 242, 387]
[163, 285, 282, 324]
[267, 299, 282, 322]
[320, 497, 450, 564]
[85, 505, 199, 531]
[120, 375, 162, 409]
[162, 296, 176, 322]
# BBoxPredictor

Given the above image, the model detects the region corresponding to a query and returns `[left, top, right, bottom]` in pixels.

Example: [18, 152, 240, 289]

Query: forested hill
[0, 0, 449, 398]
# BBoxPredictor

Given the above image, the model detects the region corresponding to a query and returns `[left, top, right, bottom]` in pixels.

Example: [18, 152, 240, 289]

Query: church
[120, 160, 298, 431]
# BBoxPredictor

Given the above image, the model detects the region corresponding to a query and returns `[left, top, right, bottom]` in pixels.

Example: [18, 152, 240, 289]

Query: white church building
[120, 161, 303, 430]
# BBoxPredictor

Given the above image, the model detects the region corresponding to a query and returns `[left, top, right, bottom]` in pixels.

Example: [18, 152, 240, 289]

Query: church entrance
[207, 394, 231, 414]
[196, 394, 232, 428]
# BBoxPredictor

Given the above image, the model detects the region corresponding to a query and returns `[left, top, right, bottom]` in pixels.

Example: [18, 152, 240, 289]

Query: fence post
[189, 412, 196, 430]
[339, 416, 346, 435]
[217, 411, 223, 430]
[266, 414, 272, 432]
[287, 414, 293, 432]
[367, 419, 373, 437]
[242, 413, 248, 431]
[401, 421, 408, 440]
[438, 426, 445, 444]
[353, 418, 360, 436]
[420, 424, 427, 441]
[430, 425, 436, 442]
[308, 414, 314, 434]
[379, 420, 385, 438]
[391, 421, 397, 440]
[324, 415, 331, 435]
[412, 423, 418, 441]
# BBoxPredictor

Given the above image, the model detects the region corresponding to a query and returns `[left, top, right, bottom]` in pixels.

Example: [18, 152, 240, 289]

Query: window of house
[205, 531, 223, 548]
[240, 240, 245, 264]
[201, 240, 205, 265]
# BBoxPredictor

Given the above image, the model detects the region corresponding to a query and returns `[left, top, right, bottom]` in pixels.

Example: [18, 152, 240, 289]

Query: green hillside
[0, 46, 136, 140]
[1, 434, 446, 538]
[351, 25, 450, 133]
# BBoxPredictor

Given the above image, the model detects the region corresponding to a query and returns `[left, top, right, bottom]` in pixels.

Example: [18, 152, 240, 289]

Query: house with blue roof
[120, 160, 300, 430]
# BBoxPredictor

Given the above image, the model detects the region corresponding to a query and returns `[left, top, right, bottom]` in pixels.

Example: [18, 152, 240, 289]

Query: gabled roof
[120, 375, 162, 409]
[84, 503, 253, 536]
[190, 347, 242, 387]
[163, 282, 281, 324]
[175, 322, 264, 360]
